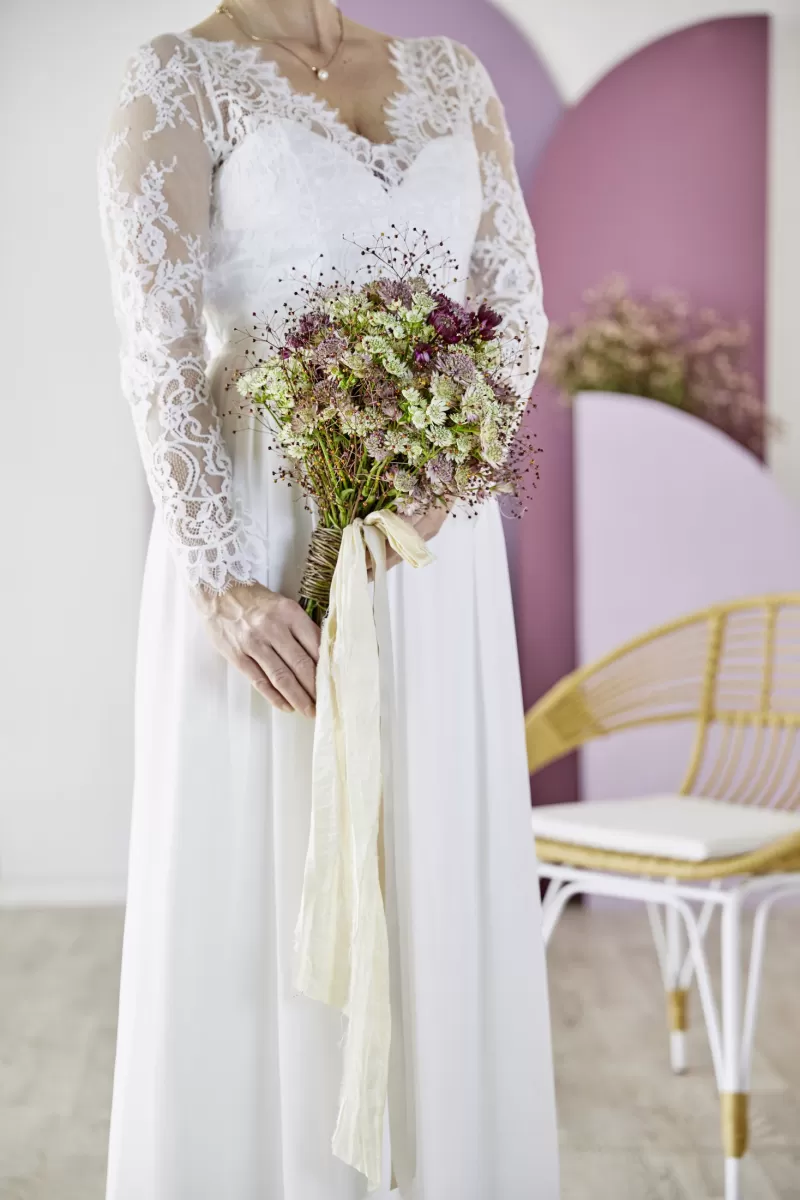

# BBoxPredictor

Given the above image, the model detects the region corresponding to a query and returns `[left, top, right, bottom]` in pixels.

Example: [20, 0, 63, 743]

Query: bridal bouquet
[233, 228, 535, 623]
[230, 228, 537, 1191]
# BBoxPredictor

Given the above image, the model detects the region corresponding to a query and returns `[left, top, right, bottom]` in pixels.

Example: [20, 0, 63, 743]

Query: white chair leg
[724, 1155, 743, 1200]
[665, 902, 689, 1074]
[720, 893, 747, 1200]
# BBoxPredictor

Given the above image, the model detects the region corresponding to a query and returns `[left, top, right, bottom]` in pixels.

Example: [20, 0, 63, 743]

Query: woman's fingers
[288, 603, 322, 664]
[252, 642, 317, 717]
[236, 653, 293, 713]
[195, 583, 322, 715]
[271, 628, 318, 705]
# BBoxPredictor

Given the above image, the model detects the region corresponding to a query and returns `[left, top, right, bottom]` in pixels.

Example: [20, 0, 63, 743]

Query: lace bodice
[97, 31, 547, 593]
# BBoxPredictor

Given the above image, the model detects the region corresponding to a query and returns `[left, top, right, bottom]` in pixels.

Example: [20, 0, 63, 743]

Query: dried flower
[542, 275, 769, 456]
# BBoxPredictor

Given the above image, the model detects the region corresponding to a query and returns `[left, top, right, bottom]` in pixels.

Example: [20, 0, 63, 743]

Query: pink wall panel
[517, 17, 768, 805]
[576, 393, 800, 807]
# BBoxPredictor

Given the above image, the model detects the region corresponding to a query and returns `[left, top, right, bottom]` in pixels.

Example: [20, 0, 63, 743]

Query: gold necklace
[214, 1, 344, 81]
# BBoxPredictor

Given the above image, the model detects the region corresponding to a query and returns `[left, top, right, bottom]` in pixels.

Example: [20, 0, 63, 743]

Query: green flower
[480, 414, 503, 465]
[429, 425, 455, 447]
[430, 372, 461, 410]
[427, 395, 449, 426]
[455, 463, 473, 490]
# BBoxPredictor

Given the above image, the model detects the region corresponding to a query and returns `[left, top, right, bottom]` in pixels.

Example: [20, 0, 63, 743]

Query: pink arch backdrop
[520, 16, 768, 805]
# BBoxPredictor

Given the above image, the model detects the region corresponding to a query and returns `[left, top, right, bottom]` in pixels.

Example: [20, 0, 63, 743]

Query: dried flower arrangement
[230, 227, 539, 622]
[542, 276, 767, 456]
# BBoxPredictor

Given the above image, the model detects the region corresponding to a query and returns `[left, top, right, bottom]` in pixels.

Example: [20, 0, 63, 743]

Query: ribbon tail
[295, 512, 427, 1193]
[294, 578, 352, 1006]
[366, 525, 418, 1193]
[325, 526, 390, 1191]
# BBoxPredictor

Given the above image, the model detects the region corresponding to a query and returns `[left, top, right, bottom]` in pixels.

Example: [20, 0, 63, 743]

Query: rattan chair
[527, 594, 800, 1200]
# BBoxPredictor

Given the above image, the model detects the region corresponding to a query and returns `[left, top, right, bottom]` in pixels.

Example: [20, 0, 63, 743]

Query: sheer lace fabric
[98, 32, 546, 594]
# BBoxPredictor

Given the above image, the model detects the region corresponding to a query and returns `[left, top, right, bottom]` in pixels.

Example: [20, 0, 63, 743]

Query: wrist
[190, 577, 260, 617]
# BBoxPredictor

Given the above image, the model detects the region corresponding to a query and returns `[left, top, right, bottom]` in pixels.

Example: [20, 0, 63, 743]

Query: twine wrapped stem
[300, 525, 344, 625]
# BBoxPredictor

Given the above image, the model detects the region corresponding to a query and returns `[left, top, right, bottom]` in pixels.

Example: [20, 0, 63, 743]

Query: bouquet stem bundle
[299, 525, 344, 624]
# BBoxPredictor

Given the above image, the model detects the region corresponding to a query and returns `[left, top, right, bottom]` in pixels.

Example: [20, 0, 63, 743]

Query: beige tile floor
[0, 904, 797, 1200]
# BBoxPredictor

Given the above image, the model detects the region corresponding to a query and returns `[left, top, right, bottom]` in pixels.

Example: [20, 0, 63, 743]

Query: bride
[97, 2, 559, 1197]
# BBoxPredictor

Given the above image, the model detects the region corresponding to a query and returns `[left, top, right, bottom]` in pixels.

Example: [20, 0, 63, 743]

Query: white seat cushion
[530, 795, 800, 862]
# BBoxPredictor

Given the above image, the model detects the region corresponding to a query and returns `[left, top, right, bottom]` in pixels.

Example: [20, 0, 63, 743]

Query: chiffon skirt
[105, 406, 560, 1199]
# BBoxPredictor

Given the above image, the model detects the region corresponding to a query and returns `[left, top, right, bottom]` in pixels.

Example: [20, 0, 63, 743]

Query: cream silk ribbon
[293, 510, 434, 1192]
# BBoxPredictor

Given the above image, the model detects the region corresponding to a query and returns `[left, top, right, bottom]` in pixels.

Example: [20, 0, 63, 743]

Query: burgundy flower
[414, 342, 434, 366]
[430, 296, 474, 344]
[473, 301, 503, 340]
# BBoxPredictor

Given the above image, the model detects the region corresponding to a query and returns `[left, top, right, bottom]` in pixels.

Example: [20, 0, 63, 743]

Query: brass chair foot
[721, 1092, 749, 1159]
[667, 987, 689, 1032]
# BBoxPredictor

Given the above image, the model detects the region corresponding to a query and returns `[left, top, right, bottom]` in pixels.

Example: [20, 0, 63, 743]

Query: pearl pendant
[316, 68, 329, 81]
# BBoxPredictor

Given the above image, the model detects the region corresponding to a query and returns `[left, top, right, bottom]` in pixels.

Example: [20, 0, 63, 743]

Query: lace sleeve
[97, 35, 258, 593]
[455, 42, 548, 404]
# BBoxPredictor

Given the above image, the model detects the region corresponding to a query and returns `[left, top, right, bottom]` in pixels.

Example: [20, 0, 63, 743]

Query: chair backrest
[526, 594, 800, 810]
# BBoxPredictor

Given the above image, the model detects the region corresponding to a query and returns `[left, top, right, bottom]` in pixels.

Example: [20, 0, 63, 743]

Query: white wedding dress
[98, 29, 559, 1200]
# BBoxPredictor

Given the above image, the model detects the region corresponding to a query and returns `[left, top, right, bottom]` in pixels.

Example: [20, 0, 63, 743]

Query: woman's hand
[384, 505, 451, 571]
[191, 582, 321, 716]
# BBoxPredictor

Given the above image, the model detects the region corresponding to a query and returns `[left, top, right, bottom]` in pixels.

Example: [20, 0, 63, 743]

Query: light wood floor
[0, 904, 797, 1199]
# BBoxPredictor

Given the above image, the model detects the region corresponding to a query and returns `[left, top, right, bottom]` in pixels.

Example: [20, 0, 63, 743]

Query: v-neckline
[177, 30, 409, 155]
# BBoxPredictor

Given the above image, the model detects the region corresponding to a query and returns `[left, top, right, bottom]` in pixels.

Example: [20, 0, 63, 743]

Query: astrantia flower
[473, 301, 503, 340]
[426, 395, 449, 426]
[311, 333, 348, 367]
[414, 343, 434, 366]
[312, 377, 340, 406]
[480, 414, 504, 465]
[286, 309, 332, 348]
[434, 348, 476, 384]
[428, 425, 455, 448]
[429, 372, 460, 410]
[370, 278, 414, 309]
[410, 290, 439, 319]
[489, 376, 518, 406]
[339, 350, 372, 377]
[461, 376, 495, 419]
[429, 296, 474, 344]
[391, 467, 416, 493]
[454, 463, 473, 490]
[365, 431, 387, 459]
[426, 454, 454, 487]
[362, 335, 413, 381]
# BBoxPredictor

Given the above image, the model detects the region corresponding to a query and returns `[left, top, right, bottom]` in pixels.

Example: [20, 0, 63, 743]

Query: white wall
[0, 0, 196, 903]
